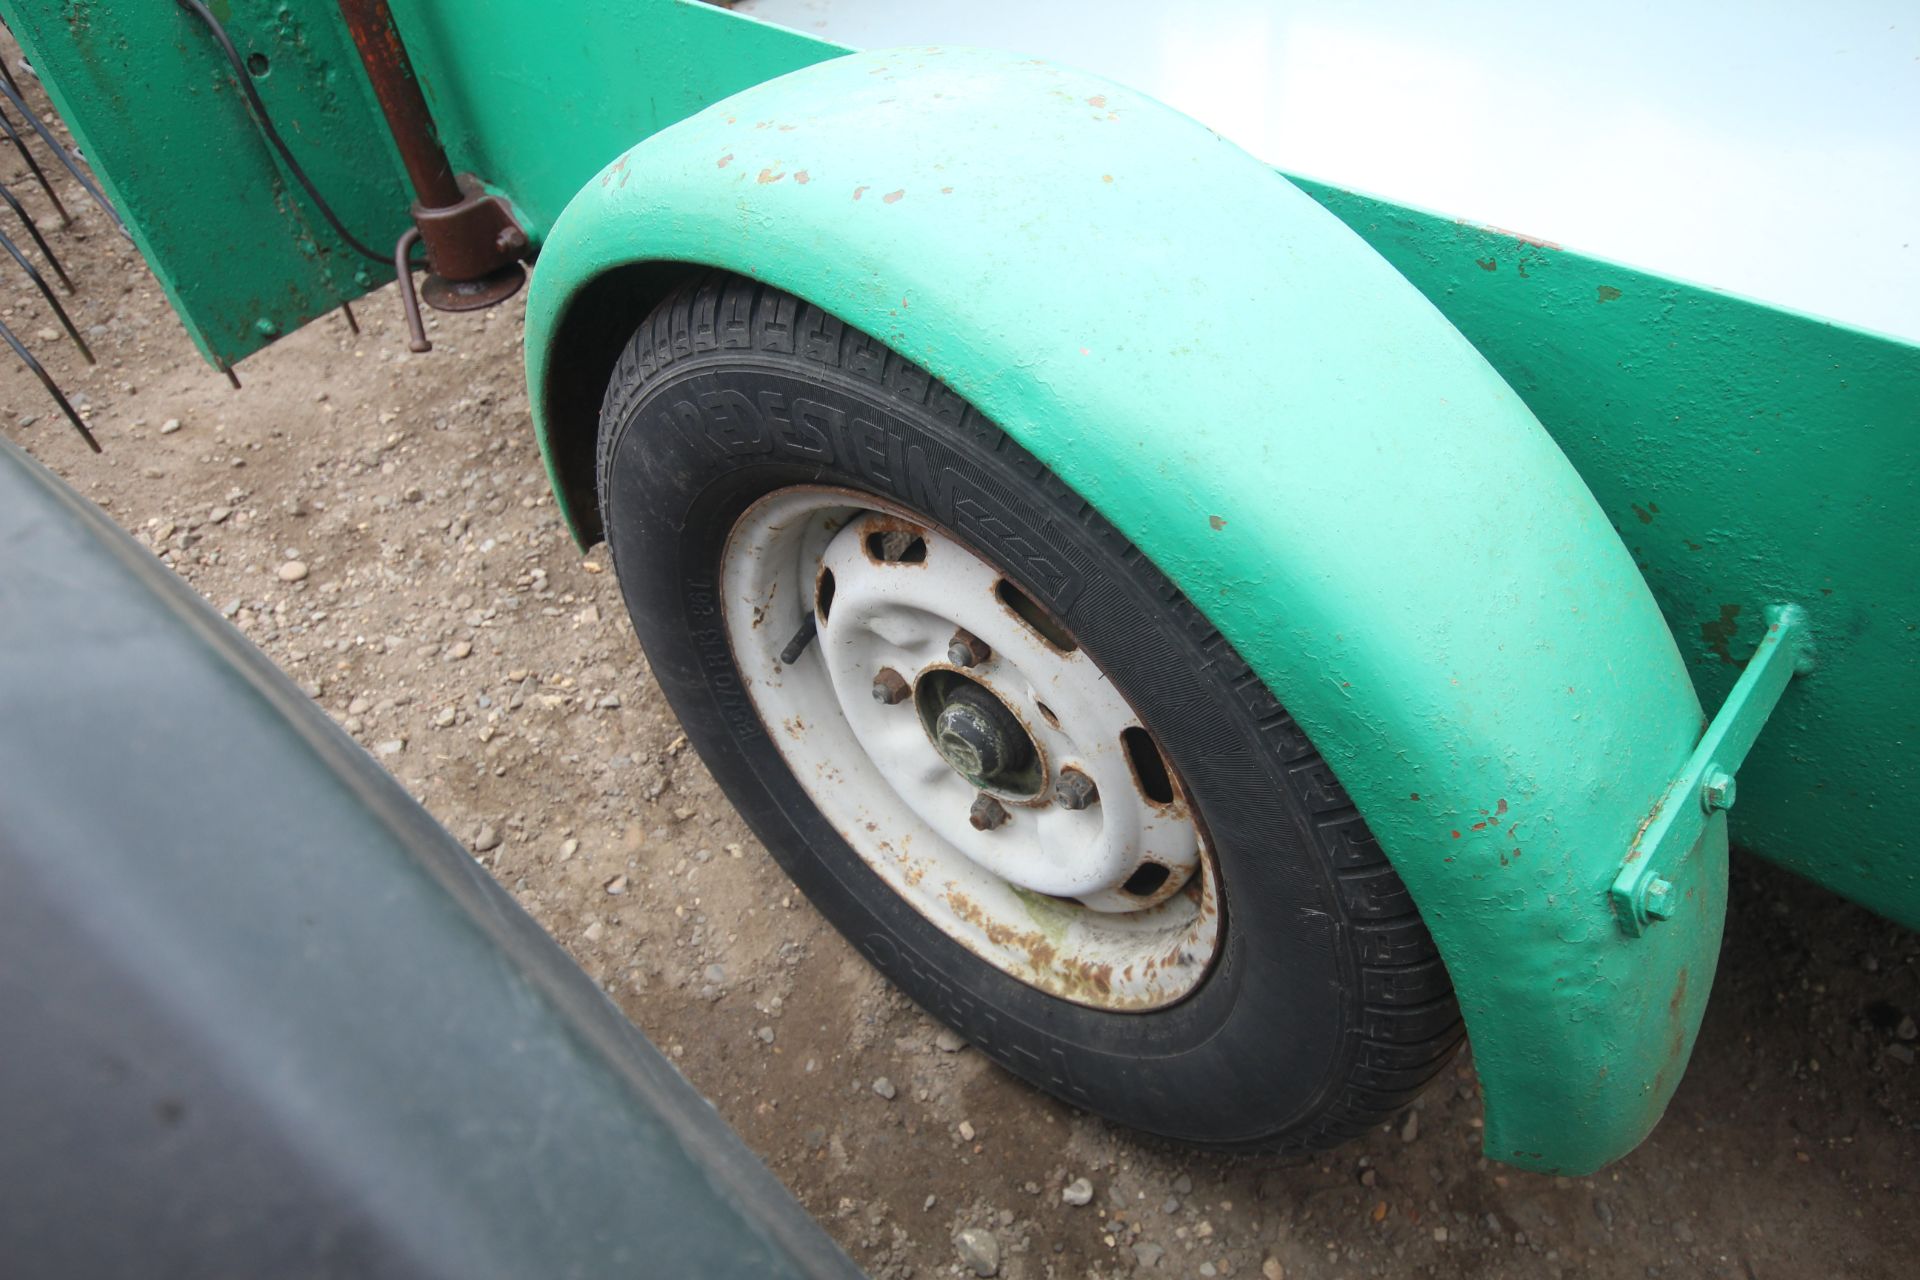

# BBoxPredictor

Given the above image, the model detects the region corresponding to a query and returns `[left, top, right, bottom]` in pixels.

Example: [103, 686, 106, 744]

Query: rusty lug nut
[969, 793, 1010, 831]
[947, 628, 990, 668]
[871, 668, 912, 705]
[1054, 768, 1098, 811]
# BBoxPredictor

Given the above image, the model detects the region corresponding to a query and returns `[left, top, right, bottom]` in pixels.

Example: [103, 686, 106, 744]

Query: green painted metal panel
[0, 0, 414, 366]
[1295, 181, 1920, 931]
[521, 47, 1718, 1175]
[0, 0, 838, 368]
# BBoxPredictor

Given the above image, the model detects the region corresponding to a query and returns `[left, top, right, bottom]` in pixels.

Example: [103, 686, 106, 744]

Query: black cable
[173, 0, 406, 266]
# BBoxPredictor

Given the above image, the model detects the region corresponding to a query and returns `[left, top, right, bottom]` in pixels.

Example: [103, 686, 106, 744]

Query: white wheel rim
[721, 487, 1221, 1011]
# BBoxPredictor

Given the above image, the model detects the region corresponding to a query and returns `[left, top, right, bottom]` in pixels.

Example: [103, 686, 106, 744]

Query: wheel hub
[720, 488, 1221, 1011]
[920, 675, 1038, 795]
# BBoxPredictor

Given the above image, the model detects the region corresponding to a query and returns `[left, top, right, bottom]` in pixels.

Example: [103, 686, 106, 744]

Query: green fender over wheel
[524, 47, 1716, 1174]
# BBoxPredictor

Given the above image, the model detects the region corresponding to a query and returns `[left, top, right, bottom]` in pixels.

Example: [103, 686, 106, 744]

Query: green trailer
[1, 0, 1911, 1177]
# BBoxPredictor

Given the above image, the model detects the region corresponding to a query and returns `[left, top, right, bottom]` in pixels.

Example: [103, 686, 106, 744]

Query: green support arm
[523, 47, 1722, 1173]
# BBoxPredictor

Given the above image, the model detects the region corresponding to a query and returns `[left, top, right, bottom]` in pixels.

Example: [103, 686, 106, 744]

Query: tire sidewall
[603, 353, 1360, 1146]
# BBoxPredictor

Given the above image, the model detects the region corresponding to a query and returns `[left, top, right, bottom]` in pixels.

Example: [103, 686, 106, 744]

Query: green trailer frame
[2, 0, 1912, 1175]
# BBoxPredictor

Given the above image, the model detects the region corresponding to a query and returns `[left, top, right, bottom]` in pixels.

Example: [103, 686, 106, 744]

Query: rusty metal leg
[0, 225, 91, 362]
[0, 179, 71, 290]
[336, 0, 527, 310]
[0, 314, 99, 452]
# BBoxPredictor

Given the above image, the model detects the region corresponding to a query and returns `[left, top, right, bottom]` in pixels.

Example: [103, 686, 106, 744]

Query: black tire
[596, 271, 1462, 1153]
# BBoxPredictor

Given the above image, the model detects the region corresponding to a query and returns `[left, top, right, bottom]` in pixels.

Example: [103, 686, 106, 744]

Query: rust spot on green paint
[1597, 285, 1623, 303]
[1087, 94, 1107, 108]
[1632, 503, 1654, 524]
[883, 189, 906, 204]
[793, 170, 810, 184]
[716, 154, 733, 169]
[1701, 603, 1742, 664]
[757, 167, 785, 184]
[1477, 257, 1497, 272]
[852, 186, 869, 201]
[1208, 514, 1226, 531]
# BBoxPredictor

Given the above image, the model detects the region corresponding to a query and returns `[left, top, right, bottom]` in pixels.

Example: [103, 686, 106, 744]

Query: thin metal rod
[0, 178, 70, 290]
[0, 225, 91, 362]
[223, 366, 242, 390]
[340, 301, 360, 334]
[0, 105, 70, 226]
[0, 314, 99, 452]
[394, 226, 430, 353]
[779, 615, 819, 665]
[0, 75, 125, 237]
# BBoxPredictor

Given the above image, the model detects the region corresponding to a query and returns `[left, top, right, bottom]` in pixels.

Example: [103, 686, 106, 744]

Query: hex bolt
[1699, 768, 1737, 814]
[1054, 768, 1099, 811]
[1644, 877, 1677, 921]
[871, 668, 911, 705]
[947, 628, 990, 668]
[969, 794, 1010, 831]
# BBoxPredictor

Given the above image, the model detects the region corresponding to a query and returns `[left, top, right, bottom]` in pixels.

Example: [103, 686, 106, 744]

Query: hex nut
[1054, 768, 1099, 811]
[947, 628, 990, 668]
[969, 793, 1010, 830]
[871, 668, 912, 705]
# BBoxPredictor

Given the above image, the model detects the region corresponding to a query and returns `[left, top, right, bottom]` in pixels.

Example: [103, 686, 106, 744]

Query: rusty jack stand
[337, 0, 530, 352]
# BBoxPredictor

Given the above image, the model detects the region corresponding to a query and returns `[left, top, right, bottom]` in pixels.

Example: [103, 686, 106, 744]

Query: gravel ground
[2, 79, 1915, 1280]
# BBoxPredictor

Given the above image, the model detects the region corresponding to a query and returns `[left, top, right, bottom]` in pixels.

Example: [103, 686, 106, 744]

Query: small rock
[1431, 1226, 1449, 1243]
[447, 640, 473, 660]
[160, 418, 182, 434]
[560, 838, 580, 859]
[953, 1228, 999, 1277]
[871, 1077, 896, 1101]
[755, 1026, 775, 1044]
[1400, 1110, 1420, 1143]
[1173, 1174, 1193, 1195]
[1897, 1014, 1917, 1041]
[433, 707, 457, 728]
[582, 920, 604, 942]
[277, 560, 309, 583]
[1134, 1242, 1166, 1268]
[1062, 1177, 1094, 1206]
[957, 1120, 975, 1141]
[375, 739, 405, 757]
[934, 1028, 966, 1053]
[348, 696, 371, 715]
[472, 824, 502, 853]
[704, 964, 727, 984]
[604, 874, 628, 895]
[1262, 1260, 1285, 1280]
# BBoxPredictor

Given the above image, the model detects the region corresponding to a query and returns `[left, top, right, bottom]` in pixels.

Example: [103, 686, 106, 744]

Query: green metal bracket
[1613, 604, 1814, 935]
